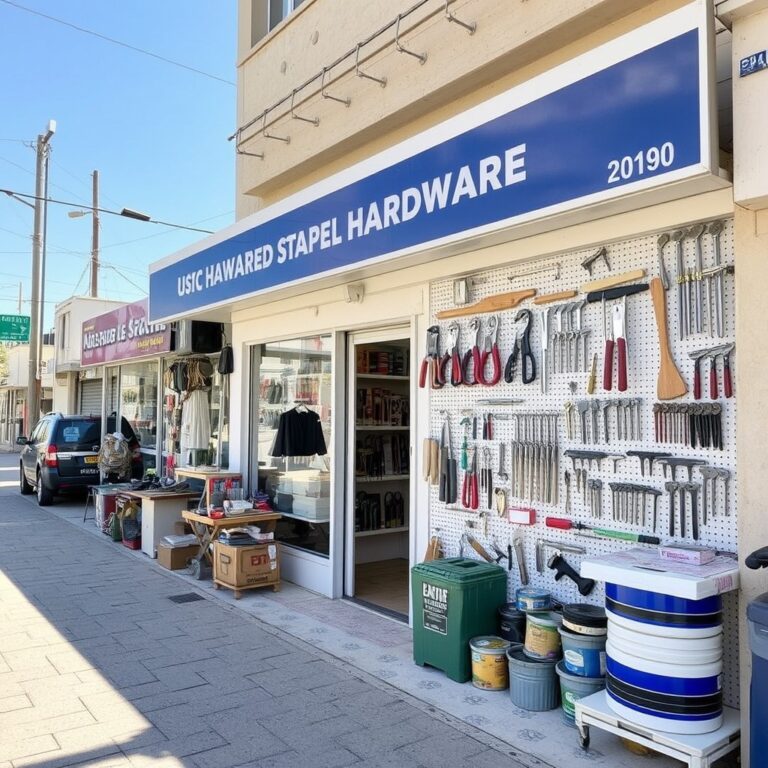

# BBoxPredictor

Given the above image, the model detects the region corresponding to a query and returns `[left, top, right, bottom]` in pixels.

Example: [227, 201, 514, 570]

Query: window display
[254, 335, 332, 557]
[119, 361, 158, 472]
[161, 355, 229, 475]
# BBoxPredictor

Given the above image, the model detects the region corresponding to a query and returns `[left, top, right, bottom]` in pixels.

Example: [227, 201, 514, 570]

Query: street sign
[0, 314, 30, 342]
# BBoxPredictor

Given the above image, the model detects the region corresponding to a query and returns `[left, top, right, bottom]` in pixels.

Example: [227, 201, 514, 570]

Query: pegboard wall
[427, 218, 739, 706]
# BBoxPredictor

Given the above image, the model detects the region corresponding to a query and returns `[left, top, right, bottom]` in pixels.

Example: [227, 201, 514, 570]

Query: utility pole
[26, 120, 55, 435]
[17, 283, 22, 314]
[90, 170, 99, 297]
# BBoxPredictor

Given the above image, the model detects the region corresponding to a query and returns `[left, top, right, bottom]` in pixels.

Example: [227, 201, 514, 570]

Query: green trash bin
[412, 557, 508, 682]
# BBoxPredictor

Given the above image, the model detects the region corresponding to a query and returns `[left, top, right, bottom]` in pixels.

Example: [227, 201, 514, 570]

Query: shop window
[253, 335, 332, 558]
[161, 355, 229, 475]
[120, 361, 158, 473]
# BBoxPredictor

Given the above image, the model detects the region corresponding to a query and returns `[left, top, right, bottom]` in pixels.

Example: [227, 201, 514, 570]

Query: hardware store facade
[147, 1, 768, 761]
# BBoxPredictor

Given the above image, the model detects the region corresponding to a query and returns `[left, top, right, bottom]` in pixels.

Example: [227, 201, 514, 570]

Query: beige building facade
[147, 1, 768, 762]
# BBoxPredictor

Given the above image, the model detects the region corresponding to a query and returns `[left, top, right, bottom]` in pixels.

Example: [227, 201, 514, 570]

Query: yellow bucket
[470, 636, 512, 690]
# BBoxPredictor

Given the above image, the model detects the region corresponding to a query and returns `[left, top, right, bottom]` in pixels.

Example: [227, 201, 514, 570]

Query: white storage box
[276, 475, 293, 493]
[291, 494, 330, 520]
[290, 472, 330, 498]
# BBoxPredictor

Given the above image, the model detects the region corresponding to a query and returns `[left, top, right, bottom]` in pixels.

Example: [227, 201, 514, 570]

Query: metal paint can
[516, 587, 552, 612]
[524, 611, 563, 660]
[470, 636, 512, 690]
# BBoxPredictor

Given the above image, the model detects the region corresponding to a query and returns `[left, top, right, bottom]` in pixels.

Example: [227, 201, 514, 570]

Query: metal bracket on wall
[262, 111, 290, 144]
[355, 42, 387, 87]
[508, 261, 562, 282]
[395, 14, 427, 64]
[321, 67, 350, 107]
[235, 133, 264, 160]
[290, 89, 319, 126]
[444, 0, 476, 35]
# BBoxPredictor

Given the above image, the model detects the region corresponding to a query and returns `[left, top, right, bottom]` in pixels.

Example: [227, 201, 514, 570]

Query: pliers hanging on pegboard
[461, 318, 482, 386]
[478, 315, 501, 386]
[507, 309, 536, 384]
[461, 447, 478, 510]
[446, 322, 463, 387]
[419, 325, 447, 389]
[504, 330, 520, 383]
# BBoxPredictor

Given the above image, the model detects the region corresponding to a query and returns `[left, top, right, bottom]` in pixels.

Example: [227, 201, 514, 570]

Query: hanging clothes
[181, 388, 211, 456]
[270, 406, 327, 457]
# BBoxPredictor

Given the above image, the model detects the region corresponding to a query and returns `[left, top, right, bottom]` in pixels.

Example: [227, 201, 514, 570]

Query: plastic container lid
[747, 592, 768, 627]
[506, 646, 557, 667]
[470, 636, 512, 653]
[563, 604, 607, 633]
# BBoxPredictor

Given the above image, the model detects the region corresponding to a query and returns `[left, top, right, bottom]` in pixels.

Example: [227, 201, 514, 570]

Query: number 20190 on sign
[607, 142, 675, 184]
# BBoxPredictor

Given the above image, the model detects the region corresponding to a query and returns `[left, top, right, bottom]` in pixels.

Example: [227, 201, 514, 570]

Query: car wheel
[36, 470, 53, 506]
[19, 464, 32, 495]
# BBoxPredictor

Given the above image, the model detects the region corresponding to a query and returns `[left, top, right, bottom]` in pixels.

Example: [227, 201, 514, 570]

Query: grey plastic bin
[748, 593, 768, 760]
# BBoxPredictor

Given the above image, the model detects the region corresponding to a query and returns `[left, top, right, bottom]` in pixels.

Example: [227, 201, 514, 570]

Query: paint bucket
[605, 583, 722, 631]
[558, 626, 606, 678]
[524, 611, 563, 660]
[562, 604, 607, 636]
[556, 660, 605, 724]
[607, 605, 724, 640]
[470, 636, 512, 690]
[498, 604, 526, 643]
[507, 646, 559, 711]
[516, 587, 551, 612]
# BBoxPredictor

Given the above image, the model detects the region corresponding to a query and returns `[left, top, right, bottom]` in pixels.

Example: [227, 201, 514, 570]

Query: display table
[575, 691, 740, 767]
[175, 468, 243, 510]
[181, 509, 281, 580]
[121, 490, 200, 559]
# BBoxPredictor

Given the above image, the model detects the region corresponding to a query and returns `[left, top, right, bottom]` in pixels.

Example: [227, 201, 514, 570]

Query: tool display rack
[426, 218, 739, 707]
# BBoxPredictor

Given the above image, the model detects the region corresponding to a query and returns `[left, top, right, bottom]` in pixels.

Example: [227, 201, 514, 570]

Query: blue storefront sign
[150, 3, 713, 322]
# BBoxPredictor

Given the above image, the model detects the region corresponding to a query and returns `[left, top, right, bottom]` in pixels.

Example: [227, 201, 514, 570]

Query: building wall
[4, 345, 55, 389]
[720, 2, 768, 760]
[53, 296, 124, 370]
[224, 1, 759, 762]
[234, 0, 688, 217]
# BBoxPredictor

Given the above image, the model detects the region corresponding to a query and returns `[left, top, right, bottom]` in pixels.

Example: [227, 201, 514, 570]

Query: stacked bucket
[556, 604, 608, 723]
[604, 583, 724, 734]
[500, 588, 607, 721]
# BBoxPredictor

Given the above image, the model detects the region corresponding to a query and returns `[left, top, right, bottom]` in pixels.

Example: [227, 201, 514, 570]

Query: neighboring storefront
[145, 2, 736, 623]
[0, 343, 55, 448]
[80, 299, 230, 476]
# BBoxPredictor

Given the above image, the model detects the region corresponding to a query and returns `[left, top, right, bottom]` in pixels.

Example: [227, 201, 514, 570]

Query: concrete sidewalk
[0, 459, 535, 768]
[0, 453, 738, 768]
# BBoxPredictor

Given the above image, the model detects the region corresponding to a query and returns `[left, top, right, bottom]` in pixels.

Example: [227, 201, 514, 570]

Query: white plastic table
[574, 691, 741, 768]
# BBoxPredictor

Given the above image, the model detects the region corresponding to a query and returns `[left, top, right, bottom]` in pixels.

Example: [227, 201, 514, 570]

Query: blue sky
[0, 0, 236, 330]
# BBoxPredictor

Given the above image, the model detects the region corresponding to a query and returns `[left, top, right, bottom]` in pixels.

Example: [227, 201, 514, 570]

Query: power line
[103, 264, 147, 295]
[0, 0, 235, 87]
[100, 209, 233, 251]
[1, 188, 214, 233]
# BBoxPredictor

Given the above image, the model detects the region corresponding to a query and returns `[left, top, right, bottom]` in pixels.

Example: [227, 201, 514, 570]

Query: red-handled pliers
[478, 315, 501, 386]
[418, 325, 446, 389]
[446, 322, 463, 387]
[461, 318, 482, 386]
[461, 447, 478, 510]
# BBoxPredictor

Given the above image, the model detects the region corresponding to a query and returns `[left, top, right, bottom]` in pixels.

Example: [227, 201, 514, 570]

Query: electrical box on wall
[173, 321, 227, 355]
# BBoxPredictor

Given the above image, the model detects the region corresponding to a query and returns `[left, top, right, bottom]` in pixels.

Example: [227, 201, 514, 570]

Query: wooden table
[174, 468, 243, 510]
[122, 490, 201, 559]
[181, 509, 281, 580]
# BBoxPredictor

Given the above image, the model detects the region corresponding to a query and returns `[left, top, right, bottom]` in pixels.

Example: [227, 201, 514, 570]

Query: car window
[52, 419, 101, 451]
[29, 420, 47, 443]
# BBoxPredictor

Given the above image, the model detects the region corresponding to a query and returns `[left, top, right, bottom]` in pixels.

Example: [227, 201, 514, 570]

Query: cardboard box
[173, 520, 192, 536]
[213, 542, 280, 589]
[157, 544, 198, 570]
